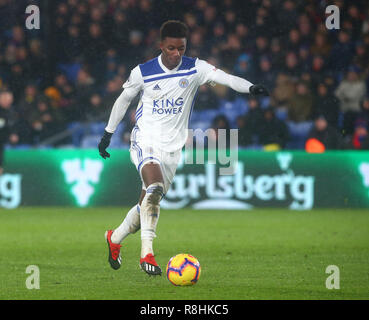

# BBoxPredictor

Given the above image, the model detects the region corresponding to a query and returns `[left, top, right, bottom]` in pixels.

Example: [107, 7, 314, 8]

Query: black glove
[249, 84, 269, 96]
[98, 130, 113, 159]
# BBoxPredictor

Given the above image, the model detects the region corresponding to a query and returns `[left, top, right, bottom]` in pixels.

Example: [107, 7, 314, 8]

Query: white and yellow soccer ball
[166, 253, 201, 286]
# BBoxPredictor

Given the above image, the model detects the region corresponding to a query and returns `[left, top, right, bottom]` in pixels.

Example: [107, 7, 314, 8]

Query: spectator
[0, 90, 28, 145]
[253, 36, 269, 61]
[238, 98, 264, 146]
[17, 84, 39, 119]
[196, 85, 219, 110]
[329, 30, 354, 72]
[258, 107, 289, 150]
[288, 81, 313, 122]
[74, 68, 96, 121]
[234, 53, 254, 82]
[283, 51, 301, 79]
[255, 55, 275, 91]
[62, 24, 84, 63]
[352, 41, 368, 71]
[28, 98, 61, 145]
[313, 83, 340, 128]
[310, 55, 328, 89]
[346, 121, 369, 150]
[103, 77, 124, 110]
[305, 115, 343, 152]
[220, 33, 242, 71]
[335, 67, 366, 135]
[269, 38, 284, 69]
[272, 73, 295, 109]
[310, 32, 331, 58]
[210, 114, 231, 148]
[285, 28, 301, 53]
[0, 90, 12, 173]
[0, 0, 368, 149]
[356, 96, 369, 127]
[28, 39, 48, 85]
[84, 23, 107, 77]
[297, 14, 313, 45]
[86, 93, 106, 121]
[298, 45, 312, 73]
[276, 0, 298, 36]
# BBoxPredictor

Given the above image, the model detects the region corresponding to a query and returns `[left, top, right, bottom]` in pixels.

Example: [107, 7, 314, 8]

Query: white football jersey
[125, 54, 217, 152]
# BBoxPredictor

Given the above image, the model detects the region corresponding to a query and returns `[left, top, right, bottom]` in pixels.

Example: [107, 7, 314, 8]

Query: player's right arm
[98, 66, 143, 159]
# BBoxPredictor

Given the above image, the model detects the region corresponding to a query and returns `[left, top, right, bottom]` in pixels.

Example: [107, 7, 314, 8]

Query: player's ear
[159, 39, 165, 51]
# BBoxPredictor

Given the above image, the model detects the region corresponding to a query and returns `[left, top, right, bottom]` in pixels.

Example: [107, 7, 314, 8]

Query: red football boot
[104, 230, 122, 270]
[140, 253, 162, 276]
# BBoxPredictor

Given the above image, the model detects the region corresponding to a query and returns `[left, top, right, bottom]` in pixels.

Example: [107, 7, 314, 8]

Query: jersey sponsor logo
[153, 84, 161, 90]
[178, 78, 189, 88]
[152, 97, 184, 115]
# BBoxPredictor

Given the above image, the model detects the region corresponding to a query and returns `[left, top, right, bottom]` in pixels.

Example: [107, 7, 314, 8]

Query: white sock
[111, 204, 140, 244]
[140, 183, 164, 258]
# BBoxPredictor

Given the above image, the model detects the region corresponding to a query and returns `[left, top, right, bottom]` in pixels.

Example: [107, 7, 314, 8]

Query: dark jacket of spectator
[238, 98, 264, 146]
[288, 81, 313, 122]
[307, 115, 343, 150]
[258, 108, 289, 149]
[0, 101, 10, 145]
[313, 83, 340, 128]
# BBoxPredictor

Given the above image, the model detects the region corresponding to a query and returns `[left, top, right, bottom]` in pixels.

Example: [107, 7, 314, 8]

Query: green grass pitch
[0, 207, 368, 300]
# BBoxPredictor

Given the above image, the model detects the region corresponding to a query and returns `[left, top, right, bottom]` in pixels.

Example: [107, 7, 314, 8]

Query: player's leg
[139, 162, 165, 275]
[111, 204, 141, 243]
[105, 190, 145, 270]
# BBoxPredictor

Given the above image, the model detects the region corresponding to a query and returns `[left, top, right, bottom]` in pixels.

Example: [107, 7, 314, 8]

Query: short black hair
[160, 20, 188, 41]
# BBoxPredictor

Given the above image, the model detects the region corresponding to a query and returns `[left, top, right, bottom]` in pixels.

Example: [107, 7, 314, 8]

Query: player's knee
[145, 182, 164, 206]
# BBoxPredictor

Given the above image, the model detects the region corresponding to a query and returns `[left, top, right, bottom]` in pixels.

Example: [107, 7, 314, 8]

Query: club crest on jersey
[178, 78, 189, 88]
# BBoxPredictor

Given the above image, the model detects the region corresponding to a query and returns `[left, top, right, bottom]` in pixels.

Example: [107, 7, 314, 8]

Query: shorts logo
[178, 78, 189, 88]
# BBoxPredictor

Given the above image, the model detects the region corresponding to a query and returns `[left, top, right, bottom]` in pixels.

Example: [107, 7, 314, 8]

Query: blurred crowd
[1, 0, 369, 152]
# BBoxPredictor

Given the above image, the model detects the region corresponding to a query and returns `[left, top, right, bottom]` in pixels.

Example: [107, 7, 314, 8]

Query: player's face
[160, 37, 186, 69]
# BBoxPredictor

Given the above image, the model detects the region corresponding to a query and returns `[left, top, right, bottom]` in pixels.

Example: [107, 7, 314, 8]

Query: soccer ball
[166, 253, 201, 286]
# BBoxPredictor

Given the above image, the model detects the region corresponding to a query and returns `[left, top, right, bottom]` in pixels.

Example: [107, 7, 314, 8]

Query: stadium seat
[189, 120, 212, 131]
[189, 110, 202, 122]
[4, 144, 32, 150]
[81, 134, 101, 149]
[260, 97, 271, 109]
[115, 123, 125, 136]
[275, 108, 288, 121]
[286, 121, 314, 149]
[89, 122, 106, 135]
[219, 98, 248, 127]
[198, 109, 220, 122]
[57, 63, 82, 83]
[68, 122, 86, 147]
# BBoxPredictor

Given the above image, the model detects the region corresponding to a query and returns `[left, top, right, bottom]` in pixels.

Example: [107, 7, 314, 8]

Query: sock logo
[61, 158, 103, 206]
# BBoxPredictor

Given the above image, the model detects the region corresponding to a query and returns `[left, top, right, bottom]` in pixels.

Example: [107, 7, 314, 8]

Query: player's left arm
[197, 59, 269, 96]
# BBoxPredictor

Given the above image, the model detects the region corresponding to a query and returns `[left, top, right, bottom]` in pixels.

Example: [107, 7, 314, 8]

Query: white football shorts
[129, 139, 181, 194]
